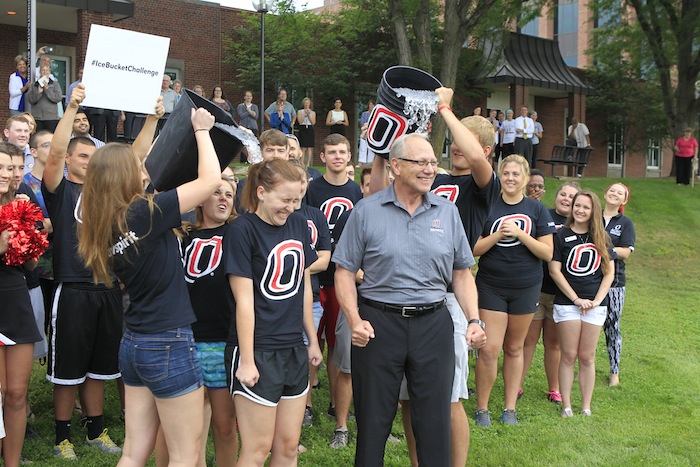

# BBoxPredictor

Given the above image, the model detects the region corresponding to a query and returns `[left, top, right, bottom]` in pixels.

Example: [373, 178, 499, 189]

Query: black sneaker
[302, 406, 313, 427]
[25, 424, 40, 440]
[327, 404, 336, 418]
[329, 428, 349, 449]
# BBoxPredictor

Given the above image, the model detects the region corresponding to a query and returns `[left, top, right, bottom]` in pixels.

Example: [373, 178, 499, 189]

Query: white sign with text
[81, 25, 170, 113]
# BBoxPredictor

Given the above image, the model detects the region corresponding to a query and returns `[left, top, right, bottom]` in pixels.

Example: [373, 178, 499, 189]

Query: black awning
[470, 32, 594, 96]
[42, 0, 134, 21]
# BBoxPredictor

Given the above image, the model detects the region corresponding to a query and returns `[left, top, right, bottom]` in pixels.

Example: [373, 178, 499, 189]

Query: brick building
[2, 0, 672, 176]
[511, 0, 672, 178]
[1, 0, 342, 164]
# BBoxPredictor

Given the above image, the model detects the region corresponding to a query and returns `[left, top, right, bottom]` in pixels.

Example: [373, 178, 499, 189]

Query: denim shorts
[119, 327, 203, 399]
[302, 301, 324, 345]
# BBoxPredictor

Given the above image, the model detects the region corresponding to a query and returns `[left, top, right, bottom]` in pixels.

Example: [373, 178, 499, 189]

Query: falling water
[214, 123, 262, 164]
[394, 88, 439, 133]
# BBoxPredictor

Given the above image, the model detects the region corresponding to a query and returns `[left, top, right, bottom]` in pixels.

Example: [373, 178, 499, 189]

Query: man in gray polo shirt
[333, 133, 486, 467]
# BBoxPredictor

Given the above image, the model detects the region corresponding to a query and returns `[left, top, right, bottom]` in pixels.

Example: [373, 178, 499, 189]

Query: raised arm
[175, 108, 221, 215]
[131, 97, 165, 163]
[436, 87, 492, 188]
[368, 155, 390, 195]
[43, 84, 84, 193]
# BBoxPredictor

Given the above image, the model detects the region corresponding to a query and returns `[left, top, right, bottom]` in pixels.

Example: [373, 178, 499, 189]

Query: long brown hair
[78, 143, 149, 286]
[241, 159, 305, 213]
[566, 190, 612, 275]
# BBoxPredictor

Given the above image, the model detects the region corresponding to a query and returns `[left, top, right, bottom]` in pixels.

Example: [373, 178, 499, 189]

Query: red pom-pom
[0, 200, 49, 266]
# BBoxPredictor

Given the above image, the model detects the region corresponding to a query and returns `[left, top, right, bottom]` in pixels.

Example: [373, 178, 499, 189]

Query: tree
[589, 0, 700, 171]
[224, 0, 392, 116]
[349, 0, 544, 158]
[586, 4, 667, 155]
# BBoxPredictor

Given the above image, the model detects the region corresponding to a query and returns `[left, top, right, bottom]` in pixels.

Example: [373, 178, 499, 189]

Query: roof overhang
[469, 32, 595, 96]
[1, 0, 134, 33]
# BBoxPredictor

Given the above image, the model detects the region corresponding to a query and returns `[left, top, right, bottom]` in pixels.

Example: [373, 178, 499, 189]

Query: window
[520, 18, 539, 37]
[595, 2, 620, 28]
[555, 0, 579, 67]
[647, 138, 661, 168]
[608, 126, 624, 165]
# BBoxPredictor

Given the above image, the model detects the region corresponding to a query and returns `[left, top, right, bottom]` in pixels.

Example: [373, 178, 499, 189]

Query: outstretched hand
[191, 107, 215, 132]
[153, 96, 165, 119]
[69, 84, 85, 108]
[435, 87, 454, 108]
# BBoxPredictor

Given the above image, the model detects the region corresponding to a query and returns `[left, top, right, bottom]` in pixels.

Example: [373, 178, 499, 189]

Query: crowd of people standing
[2, 56, 644, 467]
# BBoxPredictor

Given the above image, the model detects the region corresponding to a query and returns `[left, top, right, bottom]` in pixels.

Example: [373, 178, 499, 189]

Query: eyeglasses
[398, 157, 438, 168]
[527, 183, 545, 189]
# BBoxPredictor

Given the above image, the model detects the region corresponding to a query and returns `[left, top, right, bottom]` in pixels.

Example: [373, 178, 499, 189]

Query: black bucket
[145, 89, 244, 192]
[366, 66, 442, 158]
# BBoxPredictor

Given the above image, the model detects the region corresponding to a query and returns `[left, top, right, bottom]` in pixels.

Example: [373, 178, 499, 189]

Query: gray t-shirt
[333, 183, 474, 304]
[265, 101, 296, 117]
[161, 89, 178, 113]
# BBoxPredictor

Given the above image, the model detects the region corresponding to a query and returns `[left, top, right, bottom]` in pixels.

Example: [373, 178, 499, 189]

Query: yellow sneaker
[86, 428, 122, 454]
[53, 439, 78, 461]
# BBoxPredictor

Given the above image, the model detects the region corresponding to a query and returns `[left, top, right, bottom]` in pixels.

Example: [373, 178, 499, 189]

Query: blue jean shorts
[302, 301, 324, 345]
[119, 327, 203, 399]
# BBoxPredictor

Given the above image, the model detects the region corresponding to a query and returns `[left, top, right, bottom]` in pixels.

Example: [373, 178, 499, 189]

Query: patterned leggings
[604, 287, 626, 374]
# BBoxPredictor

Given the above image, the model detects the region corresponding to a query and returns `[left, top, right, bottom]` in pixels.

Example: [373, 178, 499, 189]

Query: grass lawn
[19, 176, 700, 466]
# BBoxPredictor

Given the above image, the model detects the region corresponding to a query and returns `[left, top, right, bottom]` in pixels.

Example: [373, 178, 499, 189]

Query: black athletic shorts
[225, 344, 308, 406]
[47, 282, 122, 384]
[476, 279, 540, 315]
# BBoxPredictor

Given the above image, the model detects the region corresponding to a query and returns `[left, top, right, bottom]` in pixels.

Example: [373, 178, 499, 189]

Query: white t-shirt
[568, 123, 590, 148]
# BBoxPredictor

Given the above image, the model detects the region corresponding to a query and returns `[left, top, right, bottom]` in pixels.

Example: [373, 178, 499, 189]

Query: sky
[203, 0, 324, 11]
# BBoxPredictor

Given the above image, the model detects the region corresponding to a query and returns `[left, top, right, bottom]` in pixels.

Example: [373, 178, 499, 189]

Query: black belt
[361, 297, 446, 318]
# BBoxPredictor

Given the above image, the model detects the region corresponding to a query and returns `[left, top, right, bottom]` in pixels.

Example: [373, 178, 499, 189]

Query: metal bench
[538, 145, 591, 178]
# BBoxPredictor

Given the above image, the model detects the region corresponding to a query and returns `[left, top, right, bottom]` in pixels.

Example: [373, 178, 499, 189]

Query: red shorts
[317, 286, 340, 348]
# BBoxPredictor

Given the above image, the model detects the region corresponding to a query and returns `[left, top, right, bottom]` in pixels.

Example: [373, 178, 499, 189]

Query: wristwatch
[468, 319, 486, 331]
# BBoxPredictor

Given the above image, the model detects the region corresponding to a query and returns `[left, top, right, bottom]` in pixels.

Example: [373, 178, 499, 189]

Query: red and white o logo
[432, 185, 459, 203]
[261, 240, 305, 301]
[566, 243, 601, 277]
[320, 197, 354, 232]
[366, 104, 408, 155]
[491, 214, 533, 247]
[183, 236, 223, 284]
[307, 220, 319, 249]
